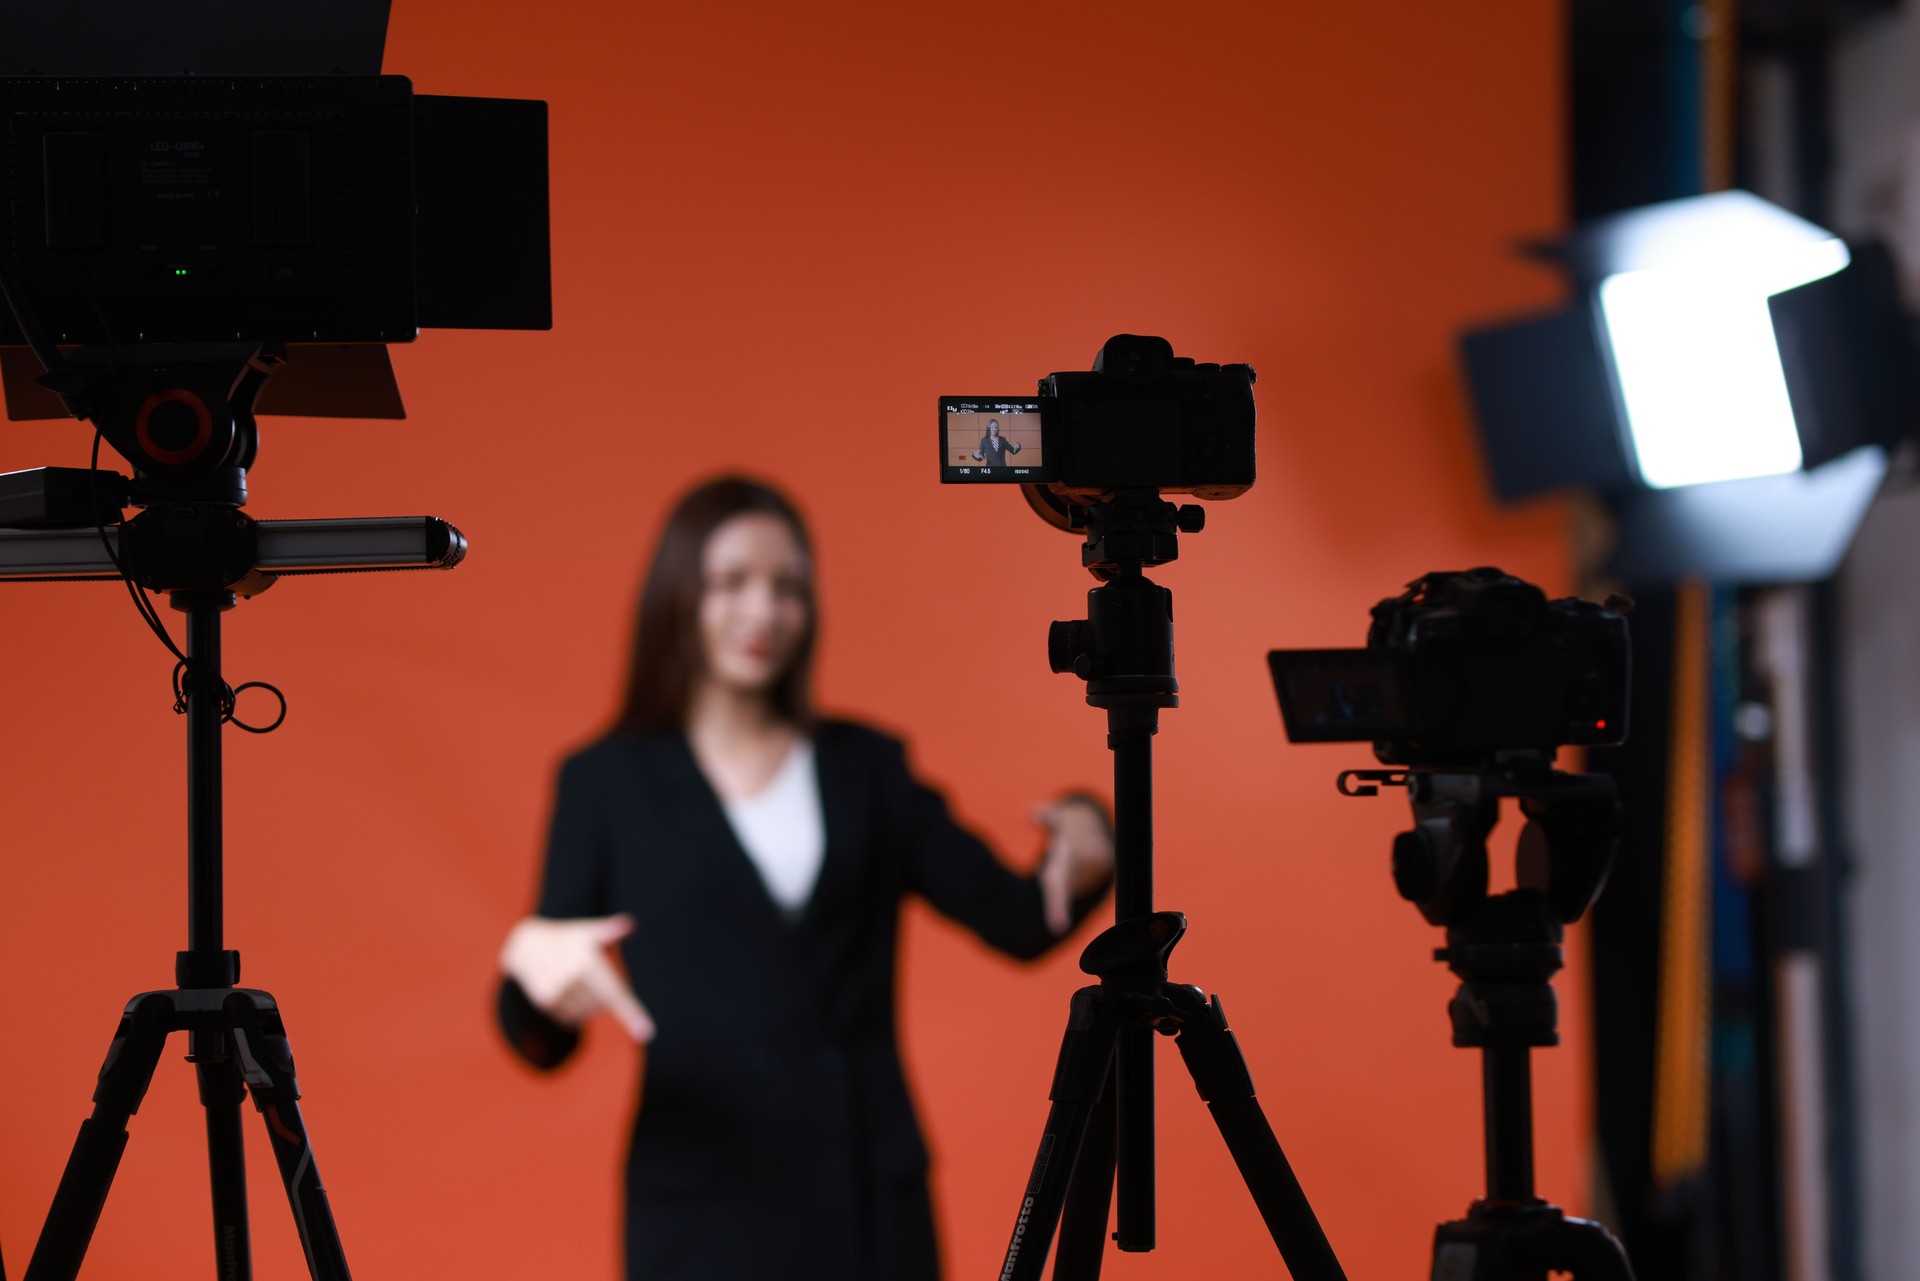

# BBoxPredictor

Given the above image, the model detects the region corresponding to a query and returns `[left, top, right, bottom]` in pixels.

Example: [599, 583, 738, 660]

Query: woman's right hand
[499, 914, 655, 1042]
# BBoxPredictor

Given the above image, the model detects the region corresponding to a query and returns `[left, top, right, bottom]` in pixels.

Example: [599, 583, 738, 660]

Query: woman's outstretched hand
[500, 914, 656, 1042]
[1035, 799, 1116, 936]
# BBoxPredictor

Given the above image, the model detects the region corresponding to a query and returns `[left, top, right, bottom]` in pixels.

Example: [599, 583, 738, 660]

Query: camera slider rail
[0, 464, 465, 593]
[0, 510, 467, 591]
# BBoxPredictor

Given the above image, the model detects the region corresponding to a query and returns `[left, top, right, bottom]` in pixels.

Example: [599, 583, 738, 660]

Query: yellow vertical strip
[1702, 0, 1739, 192]
[1652, 578, 1714, 1187]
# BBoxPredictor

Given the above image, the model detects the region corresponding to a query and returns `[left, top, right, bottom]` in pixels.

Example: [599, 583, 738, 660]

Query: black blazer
[974, 434, 1020, 466]
[497, 719, 1106, 1281]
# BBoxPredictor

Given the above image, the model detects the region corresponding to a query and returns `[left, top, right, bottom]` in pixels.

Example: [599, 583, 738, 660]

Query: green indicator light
[174, 268, 188, 276]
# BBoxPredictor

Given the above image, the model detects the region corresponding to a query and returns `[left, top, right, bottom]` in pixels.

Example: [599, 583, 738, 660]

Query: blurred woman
[497, 475, 1112, 1280]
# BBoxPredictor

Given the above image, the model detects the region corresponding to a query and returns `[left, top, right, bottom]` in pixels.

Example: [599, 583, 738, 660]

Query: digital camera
[1268, 568, 1631, 768]
[940, 334, 1255, 499]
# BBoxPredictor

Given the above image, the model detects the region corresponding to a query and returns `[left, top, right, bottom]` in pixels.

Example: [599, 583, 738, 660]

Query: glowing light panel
[1600, 237, 1849, 490]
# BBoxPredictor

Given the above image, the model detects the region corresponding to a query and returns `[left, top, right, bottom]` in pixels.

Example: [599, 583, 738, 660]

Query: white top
[721, 741, 826, 918]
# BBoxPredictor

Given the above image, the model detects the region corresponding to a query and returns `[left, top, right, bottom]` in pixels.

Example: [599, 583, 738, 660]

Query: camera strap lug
[1337, 769, 1409, 797]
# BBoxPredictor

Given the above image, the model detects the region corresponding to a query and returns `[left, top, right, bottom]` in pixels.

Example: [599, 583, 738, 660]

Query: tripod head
[40, 341, 274, 490]
[1341, 761, 1621, 1096]
[1339, 758, 1623, 1081]
[0, 339, 466, 597]
[0, 336, 292, 600]
[1341, 759, 1620, 933]
[1046, 489, 1205, 718]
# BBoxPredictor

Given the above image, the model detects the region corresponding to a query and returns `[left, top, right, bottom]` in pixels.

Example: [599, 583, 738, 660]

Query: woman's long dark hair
[617, 476, 817, 735]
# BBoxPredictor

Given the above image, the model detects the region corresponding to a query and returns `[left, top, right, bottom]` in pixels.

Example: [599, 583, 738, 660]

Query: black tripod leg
[230, 999, 351, 1281]
[1113, 1026, 1155, 1251]
[1170, 992, 1348, 1281]
[195, 1031, 253, 1281]
[997, 988, 1120, 1281]
[25, 994, 174, 1281]
[1052, 1060, 1118, 1280]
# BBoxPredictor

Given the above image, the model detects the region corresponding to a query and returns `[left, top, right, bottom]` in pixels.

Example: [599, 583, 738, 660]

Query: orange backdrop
[0, 3, 1575, 1277]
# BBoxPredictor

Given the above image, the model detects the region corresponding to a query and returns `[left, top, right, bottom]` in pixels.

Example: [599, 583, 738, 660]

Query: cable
[90, 426, 290, 733]
[67, 281, 289, 734]
[172, 664, 288, 734]
[89, 429, 184, 658]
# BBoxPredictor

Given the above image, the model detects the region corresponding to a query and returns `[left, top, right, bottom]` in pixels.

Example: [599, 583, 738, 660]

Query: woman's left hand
[1036, 798, 1115, 936]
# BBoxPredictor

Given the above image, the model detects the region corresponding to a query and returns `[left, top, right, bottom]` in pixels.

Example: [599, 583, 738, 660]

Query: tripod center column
[176, 590, 237, 964]
[1107, 711, 1157, 920]
[1080, 567, 1179, 922]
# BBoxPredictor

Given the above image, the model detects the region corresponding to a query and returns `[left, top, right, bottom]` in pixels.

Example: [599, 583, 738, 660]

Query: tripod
[0, 340, 463, 1281]
[1347, 762, 1636, 1281]
[994, 490, 1347, 1281]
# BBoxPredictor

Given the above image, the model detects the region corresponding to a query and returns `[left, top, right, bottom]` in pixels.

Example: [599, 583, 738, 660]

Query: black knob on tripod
[1049, 619, 1091, 675]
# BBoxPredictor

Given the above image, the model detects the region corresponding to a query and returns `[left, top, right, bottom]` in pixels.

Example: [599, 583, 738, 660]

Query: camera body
[940, 334, 1256, 498]
[1269, 568, 1630, 768]
[1041, 334, 1256, 498]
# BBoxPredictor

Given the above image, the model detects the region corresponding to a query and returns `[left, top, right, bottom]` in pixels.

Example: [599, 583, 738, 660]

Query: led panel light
[1460, 191, 1910, 584]
[1598, 230, 1849, 490]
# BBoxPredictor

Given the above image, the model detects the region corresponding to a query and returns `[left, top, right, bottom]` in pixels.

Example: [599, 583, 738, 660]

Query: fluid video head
[1268, 567, 1631, 771]
[938, 334, 1255, 532]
